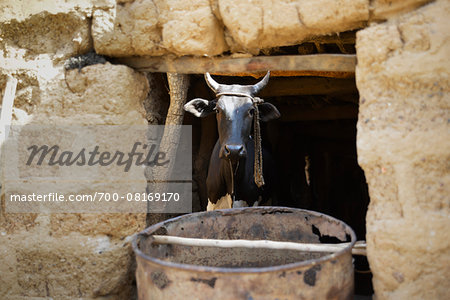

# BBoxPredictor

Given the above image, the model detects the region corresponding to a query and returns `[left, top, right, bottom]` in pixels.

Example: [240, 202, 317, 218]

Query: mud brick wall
[356, 0, 450, 298]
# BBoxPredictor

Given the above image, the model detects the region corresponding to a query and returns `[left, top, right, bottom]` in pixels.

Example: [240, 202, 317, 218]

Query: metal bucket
[133, 207, 356, 299]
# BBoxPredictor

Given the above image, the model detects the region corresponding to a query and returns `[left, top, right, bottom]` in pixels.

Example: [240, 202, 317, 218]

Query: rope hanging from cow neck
[215, 92, 265, 188]
[252, 99, 265, 188]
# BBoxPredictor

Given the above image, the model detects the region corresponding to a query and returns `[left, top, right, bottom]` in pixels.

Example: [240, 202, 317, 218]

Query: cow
[184, 72, 280, 210]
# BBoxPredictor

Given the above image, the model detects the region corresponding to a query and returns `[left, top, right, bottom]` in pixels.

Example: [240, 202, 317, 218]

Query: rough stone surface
[0, 0, 94, 22]
[370, 0, 434, 21]
[54, 62, 148, 124]
[1, 0, 436, 58]
[49, 213, 146, 238]
[88, 0, 433, 56]
[0, 9, 92, 60]
[1, 60, 148, 125]
[356, 1, 450, 299]
[95, 0, 368, 55]
[0, 0, 95, 115]
[0, 213, 136, 299]
[91, 0, 166, 57]
[0, 62, 148, 298]
[0, 63, 148, 298]
[92, 0, 228, 56]
[1, 10, 149, 296]
[218, 0, 369, 53]
[0, 70, 40, 115]
[158, 0, 228, 56]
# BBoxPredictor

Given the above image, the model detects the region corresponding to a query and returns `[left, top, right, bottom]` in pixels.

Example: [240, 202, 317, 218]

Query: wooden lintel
[116, 54, 356, 77]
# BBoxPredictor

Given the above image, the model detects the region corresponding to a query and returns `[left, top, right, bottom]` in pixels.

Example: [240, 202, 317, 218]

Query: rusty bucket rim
[132, 206, 356, 274]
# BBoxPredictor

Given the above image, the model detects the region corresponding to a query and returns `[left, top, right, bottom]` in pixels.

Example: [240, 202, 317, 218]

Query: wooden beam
[259, 77, 357, 98]
[116, 54, 356, 77]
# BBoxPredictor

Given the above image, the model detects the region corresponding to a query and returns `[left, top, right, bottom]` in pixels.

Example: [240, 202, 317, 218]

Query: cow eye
[248, 108, 255, 117]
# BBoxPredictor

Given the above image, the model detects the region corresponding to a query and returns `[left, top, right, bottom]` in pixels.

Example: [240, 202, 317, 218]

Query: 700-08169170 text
[8, 192, 181, 202]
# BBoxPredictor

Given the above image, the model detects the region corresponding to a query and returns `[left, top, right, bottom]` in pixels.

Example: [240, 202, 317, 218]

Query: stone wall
[0, 62, 149, 299]
[1, 2, 149, 298]
[1, 0, 447, 299]
[91, 0, 433, 56]
[356, 0, 450, 298]
[1, 0, 432, 58]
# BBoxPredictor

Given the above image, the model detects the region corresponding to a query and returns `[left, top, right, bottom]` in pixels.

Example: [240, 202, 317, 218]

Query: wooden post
[158, 73, 190, 179]
[147, 73, 189, 225]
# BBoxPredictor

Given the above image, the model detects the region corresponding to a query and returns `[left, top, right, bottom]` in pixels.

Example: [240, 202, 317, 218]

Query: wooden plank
[116, 54, 356, 77]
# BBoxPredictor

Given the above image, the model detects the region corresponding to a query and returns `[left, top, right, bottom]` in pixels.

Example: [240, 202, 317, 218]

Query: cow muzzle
[221, 144, 247, 162]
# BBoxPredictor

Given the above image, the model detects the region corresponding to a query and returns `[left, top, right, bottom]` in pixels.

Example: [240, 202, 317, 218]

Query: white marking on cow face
[215, 96, 254, 161]
[217, 96, 252, 120]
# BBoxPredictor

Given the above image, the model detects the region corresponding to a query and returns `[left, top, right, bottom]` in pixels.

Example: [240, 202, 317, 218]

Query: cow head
[184, 72, 280, 163]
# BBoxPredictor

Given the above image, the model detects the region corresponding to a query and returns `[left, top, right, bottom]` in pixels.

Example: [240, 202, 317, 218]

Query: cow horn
[205, 72, 220, 92]
[251, 71, 270, 95]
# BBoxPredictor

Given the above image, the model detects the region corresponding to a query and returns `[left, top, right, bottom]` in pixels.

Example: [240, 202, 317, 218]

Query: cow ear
[184, 98, 216, 117]
[258, 103, 280, 122]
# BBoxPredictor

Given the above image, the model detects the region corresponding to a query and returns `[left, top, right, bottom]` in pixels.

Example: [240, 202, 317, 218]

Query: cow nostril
[239, 147, 246, 156]
[223, 144, 247, 157]
[236, 145, 244, 155]
[223, 144, 246, 158]
[223, 145, 231, 157]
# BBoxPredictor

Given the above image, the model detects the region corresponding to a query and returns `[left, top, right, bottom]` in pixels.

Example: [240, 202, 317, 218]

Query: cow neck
[215, 92, 265, 189]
